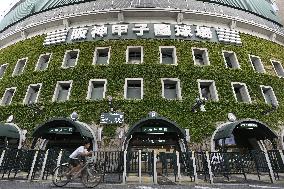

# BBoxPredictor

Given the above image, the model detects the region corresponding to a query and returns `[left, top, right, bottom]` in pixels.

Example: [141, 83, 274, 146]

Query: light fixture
[228, 113, 237, 122]
[6, 115, 14, 123]
[70, 112, 79, 121]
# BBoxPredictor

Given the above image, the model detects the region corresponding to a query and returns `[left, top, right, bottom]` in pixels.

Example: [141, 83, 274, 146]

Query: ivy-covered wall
[0, 34, 283, 141]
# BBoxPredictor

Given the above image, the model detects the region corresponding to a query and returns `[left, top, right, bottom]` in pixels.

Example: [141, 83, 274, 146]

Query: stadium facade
[0, 0, 283, 152]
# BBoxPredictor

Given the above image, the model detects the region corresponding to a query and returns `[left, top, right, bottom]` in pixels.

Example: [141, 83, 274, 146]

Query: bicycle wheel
[52, 164, 71, 187]
[81, 164, 103, 188]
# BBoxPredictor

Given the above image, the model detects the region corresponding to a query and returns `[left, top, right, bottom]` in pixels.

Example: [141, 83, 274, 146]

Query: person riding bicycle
[66, 140, 93, 179]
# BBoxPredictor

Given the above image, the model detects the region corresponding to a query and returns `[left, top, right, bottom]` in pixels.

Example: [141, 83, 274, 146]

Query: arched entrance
[124, 117, 187, 152]
[212, 119, 278, 152]
[0, 123, 25, 149]
[31, 118, 96, 151]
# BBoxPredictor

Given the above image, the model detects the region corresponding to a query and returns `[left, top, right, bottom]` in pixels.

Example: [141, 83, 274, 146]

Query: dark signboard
[239, 123, 258, 128]
[142, 127, 169, 133]
[100, 112, 124, 124]
[48, 127, 74, 134]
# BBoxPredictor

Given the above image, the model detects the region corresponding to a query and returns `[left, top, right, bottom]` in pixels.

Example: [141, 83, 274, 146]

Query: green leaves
[0, 34, 283, 141]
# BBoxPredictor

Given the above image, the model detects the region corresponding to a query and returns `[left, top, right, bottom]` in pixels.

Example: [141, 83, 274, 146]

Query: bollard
[28, 150, 39, 181]
[122, 150, 127, 184]
[153, 150, 157, 184]
[39, 149, 49, 180]
[192, 151, 198, 183]
[139, 150, 142, 183]
[205, 151, 213, 184]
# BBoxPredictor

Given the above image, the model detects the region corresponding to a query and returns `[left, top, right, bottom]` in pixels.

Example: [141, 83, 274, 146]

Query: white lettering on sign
[132, 24, 150, 36]
[216, 28, 242, 45]
[91, 25, 108, 38]
[112, 25, 128, 36]
[195, 26, 213, 39]
[43, 29, 68, 45]
[154, 24, 171, 36]
[175, 25, 193, 38]
[70, 28, 88, 41]
[43, 24, 242, 46]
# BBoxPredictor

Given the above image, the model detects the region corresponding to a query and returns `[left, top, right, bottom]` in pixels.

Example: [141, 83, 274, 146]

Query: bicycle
[52, 156, 104, 188]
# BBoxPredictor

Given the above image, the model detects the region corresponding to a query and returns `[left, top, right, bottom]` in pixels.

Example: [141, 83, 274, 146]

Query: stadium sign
[100, 112, 124, 124]
[44, 23, 241, 46]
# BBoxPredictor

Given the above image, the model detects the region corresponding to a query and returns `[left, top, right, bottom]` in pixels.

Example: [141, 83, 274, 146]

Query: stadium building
[0, 0, 283, 153]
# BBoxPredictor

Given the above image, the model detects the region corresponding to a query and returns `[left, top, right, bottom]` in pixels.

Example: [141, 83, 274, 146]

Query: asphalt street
[1, 181, 284, 189]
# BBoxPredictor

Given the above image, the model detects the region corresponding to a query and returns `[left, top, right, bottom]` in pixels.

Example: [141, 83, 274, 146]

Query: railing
[0, 149, 283, 184]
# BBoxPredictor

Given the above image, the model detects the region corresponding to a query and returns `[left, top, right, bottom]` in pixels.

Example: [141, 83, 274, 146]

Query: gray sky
[0, 0, 21, 21]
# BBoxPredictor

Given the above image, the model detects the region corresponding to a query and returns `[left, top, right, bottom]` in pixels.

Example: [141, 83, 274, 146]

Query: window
[13, 58, 27, 76]
[198, 80, 218, 101]
[93, 47, 110, 65]
[231, 82, 251, 103]
[87, 79, 107, 100]
[160, 46, 177, 65]
[124, 79, 143, 99]
[260, 85, 278, 106]
[271, 60, 284, 77]
[62, 50, 79, 68]
[223, 51, 240, 69]
[52, 81, 73, 102]
[249, 55, 265, 73]
[161, 78, 181, 100]
[1, 87, 16, 106]
[127, 46, 143, 64]
[0, 64, 8, 78]
[36, 54, 51, 71]
[192, 48, 210, 66]
[23, 84, 42, 104]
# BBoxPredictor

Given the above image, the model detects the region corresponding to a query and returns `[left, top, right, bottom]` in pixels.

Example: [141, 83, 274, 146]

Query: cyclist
[66, 140, 93, 179]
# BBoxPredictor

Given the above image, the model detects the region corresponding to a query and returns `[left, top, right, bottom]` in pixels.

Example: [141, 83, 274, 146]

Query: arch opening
[124, 117, 187, 152]
[213, 119, 278, 152]
[0, 123, 22, 149]
[32, 118, 95, 151]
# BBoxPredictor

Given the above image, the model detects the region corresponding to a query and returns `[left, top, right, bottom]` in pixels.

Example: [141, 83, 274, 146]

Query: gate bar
[279, 150, 284, 167]
[153, 150, 157, 184]
[39, 149, 49, 180]
[205, 151, 213, 184]
[0, 150, 5, 167]
[264, 151, 275, 183]
[123, 150, 127, 184]
[192, 151, 198, 183]
[176, 151, 181, 180]
[28, 150, 39, 181]
[139, 150, 142, 183]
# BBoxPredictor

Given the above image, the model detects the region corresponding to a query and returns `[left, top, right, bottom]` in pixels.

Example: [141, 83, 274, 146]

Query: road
[0, 181, 284, 189]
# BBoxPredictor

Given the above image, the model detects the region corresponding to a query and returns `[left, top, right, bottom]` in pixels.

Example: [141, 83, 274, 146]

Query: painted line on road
[195, 186, 220, 189]
[249, 185, 283, 189]
[136, 186, 158, 189]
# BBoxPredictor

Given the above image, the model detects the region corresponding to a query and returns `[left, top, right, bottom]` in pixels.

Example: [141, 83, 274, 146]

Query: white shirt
[69, 146, 87, 159]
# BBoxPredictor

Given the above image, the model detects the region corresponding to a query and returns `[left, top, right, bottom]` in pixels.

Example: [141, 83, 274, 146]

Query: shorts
[69, 158, 80, 167]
